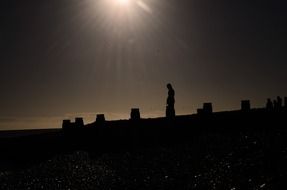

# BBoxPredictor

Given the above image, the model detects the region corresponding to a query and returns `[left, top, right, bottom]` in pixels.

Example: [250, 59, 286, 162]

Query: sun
[116, 0, 130, 6]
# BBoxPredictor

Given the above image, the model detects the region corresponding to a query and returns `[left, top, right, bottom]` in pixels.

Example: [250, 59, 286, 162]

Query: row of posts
[62, 109, 140, 129]
[62, 97, 287, 129]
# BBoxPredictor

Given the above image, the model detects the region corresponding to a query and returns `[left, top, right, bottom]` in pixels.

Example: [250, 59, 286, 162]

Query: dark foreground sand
[0, 130, 286, 190]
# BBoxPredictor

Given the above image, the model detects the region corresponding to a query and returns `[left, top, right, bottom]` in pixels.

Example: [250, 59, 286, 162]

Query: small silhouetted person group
[266, 96, 286, 110]
[166, 83, 175, 118]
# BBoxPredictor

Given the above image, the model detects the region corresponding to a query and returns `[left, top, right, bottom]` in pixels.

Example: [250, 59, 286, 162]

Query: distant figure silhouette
[166, 83, 175, 118]
[277, 96, 282, 108]
[266, 98, 273, 110]
[273, 99, 278, 109]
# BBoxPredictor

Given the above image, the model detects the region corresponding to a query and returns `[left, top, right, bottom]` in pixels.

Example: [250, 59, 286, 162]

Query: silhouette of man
[166, 83, 175, 118]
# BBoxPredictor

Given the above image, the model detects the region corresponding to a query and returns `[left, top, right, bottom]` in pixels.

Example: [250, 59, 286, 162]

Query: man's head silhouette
[167, 83, 172, 90]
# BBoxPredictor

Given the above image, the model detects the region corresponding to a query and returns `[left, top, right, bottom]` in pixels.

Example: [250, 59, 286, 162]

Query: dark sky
[1, 0, 287, 130]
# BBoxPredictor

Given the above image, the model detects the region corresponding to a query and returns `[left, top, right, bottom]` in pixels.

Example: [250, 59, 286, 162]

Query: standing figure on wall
[166, 83, 175, 118]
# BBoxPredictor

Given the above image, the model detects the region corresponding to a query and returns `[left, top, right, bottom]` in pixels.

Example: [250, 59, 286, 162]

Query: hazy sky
[1, 0, 287, 130]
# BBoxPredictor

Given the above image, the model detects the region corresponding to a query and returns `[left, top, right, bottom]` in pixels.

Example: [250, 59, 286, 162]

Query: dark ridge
[0, 102, 286, 168]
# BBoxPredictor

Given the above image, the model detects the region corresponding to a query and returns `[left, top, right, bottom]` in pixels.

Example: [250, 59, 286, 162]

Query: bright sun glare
[116, 0, 130, 6]
[91, 0, 153, 27]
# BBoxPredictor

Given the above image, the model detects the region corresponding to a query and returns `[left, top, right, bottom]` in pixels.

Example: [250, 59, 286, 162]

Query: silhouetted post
[241, 100, 250, 111]
[130, 108, 140, 120]
[266, 98, 273, 111]
[96, 114, 106, 124]
[284, 97, 287, 108]
[75, 117, 84, 127]
[62, 119, 71, 130]
[197, 108, 203, 115]
[166, 83, 175, 118]
[203, 103, 213, 114]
